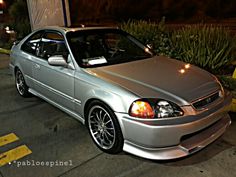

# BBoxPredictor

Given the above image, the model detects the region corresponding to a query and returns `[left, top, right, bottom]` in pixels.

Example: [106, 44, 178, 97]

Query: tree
[9, 0, 30, 39]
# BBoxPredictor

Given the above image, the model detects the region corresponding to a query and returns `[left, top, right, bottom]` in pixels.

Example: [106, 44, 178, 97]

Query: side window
[21, 31, 43, 55]
[37, 32, 68, 60]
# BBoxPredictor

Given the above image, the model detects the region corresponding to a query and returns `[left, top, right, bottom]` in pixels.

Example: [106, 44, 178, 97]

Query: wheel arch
[14, 66, 20, 75]
[85, 97, 124, 153]
[84, 98, 116, 124]
[13, 63, 24, 77]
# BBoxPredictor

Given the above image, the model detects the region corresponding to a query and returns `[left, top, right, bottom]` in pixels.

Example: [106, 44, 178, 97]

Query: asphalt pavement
[0, 53, 236, 177]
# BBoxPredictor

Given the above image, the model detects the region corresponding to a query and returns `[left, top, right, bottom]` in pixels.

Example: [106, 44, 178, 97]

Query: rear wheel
[15, 69, 30, 97]
[86, 101, 124, 154]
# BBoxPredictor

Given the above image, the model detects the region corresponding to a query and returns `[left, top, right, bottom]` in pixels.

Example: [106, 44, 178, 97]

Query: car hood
[87, 56, 221, 105]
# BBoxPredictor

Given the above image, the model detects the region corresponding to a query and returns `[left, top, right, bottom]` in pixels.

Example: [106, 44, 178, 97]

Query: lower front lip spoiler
[123, 114, 231, 160]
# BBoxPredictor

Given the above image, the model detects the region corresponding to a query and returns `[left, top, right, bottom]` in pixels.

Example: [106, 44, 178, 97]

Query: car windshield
[66, 29, 154, 68]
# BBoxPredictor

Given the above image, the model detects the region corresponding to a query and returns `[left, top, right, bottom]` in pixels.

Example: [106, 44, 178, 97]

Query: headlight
[129, 99, 184, 119]
[155, 100, 184, 118]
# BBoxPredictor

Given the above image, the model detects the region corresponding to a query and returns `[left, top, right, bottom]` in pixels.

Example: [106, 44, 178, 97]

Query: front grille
[180, 116, 230, 153]
[181, 118, 220, 143]
[192, 91, 220, 110]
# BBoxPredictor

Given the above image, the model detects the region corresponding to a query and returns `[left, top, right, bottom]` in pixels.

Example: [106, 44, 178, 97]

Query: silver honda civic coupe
[9, 26, 232, 160]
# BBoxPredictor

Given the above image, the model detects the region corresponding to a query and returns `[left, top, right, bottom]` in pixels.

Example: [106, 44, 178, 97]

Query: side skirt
[28, 88, 85, 124]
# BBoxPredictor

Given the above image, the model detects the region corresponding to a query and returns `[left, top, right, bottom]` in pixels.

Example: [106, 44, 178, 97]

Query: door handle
[35, 64, 40, 69]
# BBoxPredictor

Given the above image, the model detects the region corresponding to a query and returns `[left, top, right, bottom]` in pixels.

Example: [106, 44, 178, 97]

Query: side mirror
[48, 55, 67, 67]
[13, 41, 20, 46]
[146, 44, 153, 50]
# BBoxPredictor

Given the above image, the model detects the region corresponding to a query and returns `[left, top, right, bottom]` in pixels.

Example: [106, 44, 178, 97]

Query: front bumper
[115, 93, 232, 160]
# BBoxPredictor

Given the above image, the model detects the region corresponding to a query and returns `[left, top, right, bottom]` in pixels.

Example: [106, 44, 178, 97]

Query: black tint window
[66, 29, 153, 68]
[37, 32, 68, 60]
[21, 31, 43, 55]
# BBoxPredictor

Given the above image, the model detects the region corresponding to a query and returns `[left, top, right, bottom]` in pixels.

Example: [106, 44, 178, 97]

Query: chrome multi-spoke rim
[88, 105, 116, 149]
[16, 70, 25, 95]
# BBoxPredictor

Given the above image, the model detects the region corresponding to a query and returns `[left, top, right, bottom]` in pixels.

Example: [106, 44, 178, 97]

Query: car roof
[36, 26, 119, 34]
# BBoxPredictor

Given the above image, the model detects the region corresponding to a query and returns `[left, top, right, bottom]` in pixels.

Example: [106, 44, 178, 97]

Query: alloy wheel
[88, 105, 116, 150]
[16, 70, 26, 96]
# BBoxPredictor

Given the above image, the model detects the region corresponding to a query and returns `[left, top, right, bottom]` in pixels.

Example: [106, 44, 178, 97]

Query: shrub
[0, 29, 10, 44]
[121, 18, 173, 56]
[121, 20, 236, 74]
[217, 75, 236, 95]
[170, 25, 235, 73]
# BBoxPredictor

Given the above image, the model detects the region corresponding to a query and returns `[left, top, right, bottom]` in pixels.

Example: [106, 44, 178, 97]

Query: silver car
[9, 26, 232, 160]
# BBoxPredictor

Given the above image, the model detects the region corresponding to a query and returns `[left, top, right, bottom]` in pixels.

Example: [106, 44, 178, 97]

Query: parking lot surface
[0, 54, 236, 177]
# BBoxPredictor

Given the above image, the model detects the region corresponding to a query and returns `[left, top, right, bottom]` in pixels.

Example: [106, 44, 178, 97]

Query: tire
[86, 100, 124, 154]
[15, 69, 30, 97]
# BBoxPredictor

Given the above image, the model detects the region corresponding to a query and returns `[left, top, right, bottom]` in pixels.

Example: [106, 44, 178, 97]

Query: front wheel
[86, 101, 124, 154]
[15, 69, 30, 97]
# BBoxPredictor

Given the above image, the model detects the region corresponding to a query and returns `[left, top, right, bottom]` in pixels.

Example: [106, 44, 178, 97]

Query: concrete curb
[231, 99, 236, 112]
[0, 48, 10, 55]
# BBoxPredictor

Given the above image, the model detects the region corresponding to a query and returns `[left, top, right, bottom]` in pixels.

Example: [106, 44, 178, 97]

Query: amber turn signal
[129, 101, 155, 118]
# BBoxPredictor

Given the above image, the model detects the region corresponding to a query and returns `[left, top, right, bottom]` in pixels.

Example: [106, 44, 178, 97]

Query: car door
[33, 31, 75, 111]
[20, 31, 44, 89]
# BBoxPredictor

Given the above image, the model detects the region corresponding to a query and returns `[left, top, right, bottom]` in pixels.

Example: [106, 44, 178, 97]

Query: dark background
[69, 0, 236, 25]
[1, 0, 236, 25]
